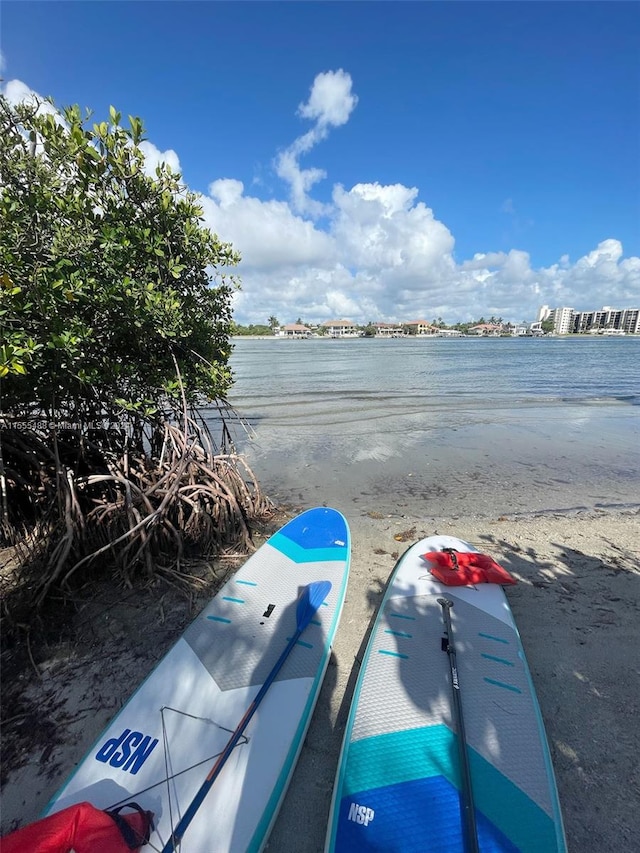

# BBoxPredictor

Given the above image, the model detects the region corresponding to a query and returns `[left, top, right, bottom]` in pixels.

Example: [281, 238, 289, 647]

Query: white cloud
[200, 151, 640, 325]
[275, 69, 358, 216]
[196, 69, 631, 326]
[0, 49, 6, 75]
[461, 252, 508, 271]
[2, 79, 59, 119]
[332, 183, 455, 277]
[203, 179, 335, 270]
[139, 140, 180, 177]
[298, 68, 358, 128]
[4, 73, 639, 327]
[210, 182, 640, 323]
[2, 78, 181, 178]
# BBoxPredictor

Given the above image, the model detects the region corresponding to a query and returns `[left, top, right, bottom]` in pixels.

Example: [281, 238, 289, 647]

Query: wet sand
[1, 502, 639, 851]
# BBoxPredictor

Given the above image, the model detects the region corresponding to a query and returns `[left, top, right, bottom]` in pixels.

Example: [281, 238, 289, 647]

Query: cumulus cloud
[198, 68, 630, 326]
[297, 68, 358, 128]
[2, 78, 59, 119]
[203, 179, 335, 270]
[275, 69, 358, 216]
[332, 182, 455, 277]
[196, 66, 639, 326]
[139, 140, 181, 177]
[4, 72, 638, 326]
[2, 78, 181, 178]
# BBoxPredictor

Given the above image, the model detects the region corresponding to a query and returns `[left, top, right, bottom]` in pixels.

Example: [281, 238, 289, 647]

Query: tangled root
[0, 412, 274, 614]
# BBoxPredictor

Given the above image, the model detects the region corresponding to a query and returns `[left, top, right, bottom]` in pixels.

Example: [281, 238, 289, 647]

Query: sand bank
[1, 506, 639, 850]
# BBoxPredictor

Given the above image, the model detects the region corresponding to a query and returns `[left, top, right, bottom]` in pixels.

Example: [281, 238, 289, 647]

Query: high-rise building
[537, 305, 551, 322]
[549, 307, 575, 334]
[537, 305, 639, 334]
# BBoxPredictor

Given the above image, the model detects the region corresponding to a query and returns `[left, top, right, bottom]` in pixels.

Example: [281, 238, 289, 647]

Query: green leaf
[0, 91, 238, 415]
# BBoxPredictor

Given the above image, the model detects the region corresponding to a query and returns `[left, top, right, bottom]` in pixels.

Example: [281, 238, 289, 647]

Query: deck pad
[326, 535, 566, 853]
[43, 507, 350, 853]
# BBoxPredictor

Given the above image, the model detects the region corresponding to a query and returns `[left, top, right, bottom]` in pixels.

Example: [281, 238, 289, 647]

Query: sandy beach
[1, 502, 639, 850]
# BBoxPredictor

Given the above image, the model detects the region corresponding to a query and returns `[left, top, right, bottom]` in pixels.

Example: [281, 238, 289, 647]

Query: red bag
[422, 548, 516, 586]
[1, 801, 153, 853]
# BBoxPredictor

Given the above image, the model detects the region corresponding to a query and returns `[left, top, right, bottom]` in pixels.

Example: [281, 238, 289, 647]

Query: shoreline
[231, 333, 640, 340]
[1, 503, 639, 850]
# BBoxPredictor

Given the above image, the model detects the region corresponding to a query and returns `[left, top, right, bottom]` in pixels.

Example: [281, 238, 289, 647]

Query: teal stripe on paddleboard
[509, 619, 568, 850]
[384, 629, 413, 638]
[345, 725, 560, 852]
[286, 636, 313, 649]
[378, 649, 409, 659]
[247, 518, 351, 853]
[236, 579, 258, 586]
[222, 596, 245, 604]
[344, 726, 454, 795]
[479, 631, 510, 644]
[207, 616, 231, 624]
[388, 612, 416, 620]
[484, 676, 522, 693]
[471, 749, 562, 853]
[269, 532, 348, 564]
[481, 653, 515, 666]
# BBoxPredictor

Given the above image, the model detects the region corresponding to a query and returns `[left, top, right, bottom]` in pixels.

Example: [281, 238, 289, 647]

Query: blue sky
[2, 1, 639, 325]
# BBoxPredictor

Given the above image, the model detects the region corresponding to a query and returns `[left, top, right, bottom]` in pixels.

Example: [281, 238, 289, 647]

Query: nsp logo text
[95, 728, 158, 775]
[347, 802, 375, 826]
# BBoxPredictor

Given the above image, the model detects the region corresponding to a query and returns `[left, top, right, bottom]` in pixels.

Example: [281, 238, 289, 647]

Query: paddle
[438, 598, 480, 853]
[161, 579, 332, 853]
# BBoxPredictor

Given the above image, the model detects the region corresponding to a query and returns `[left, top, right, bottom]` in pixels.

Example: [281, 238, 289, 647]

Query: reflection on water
[204, 337, 640, 519]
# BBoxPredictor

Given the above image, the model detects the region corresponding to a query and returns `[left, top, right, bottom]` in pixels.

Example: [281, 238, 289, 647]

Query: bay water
[208, 336, 639, 521]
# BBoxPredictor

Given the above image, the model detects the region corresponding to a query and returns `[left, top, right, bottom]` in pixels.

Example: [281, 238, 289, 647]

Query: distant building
[404, 320, 438, 336]
[537, 305, 552, 322]
[279, 323, 311, 338]
[469, 323, 503, 336]
[538, 305, 640, 334]
[549, 307, 575, 335]
[510, 324, 530, 336]
[324, 320, 360, 337]
[574, 306, 640, 334]
[372, 322, 405, 337]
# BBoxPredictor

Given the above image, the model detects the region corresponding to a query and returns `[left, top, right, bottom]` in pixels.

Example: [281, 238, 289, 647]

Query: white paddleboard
[326, 534, 566, 852]
[43, 507, 350, 852]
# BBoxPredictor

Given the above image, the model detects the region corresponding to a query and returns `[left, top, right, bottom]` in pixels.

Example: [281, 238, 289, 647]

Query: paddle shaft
[160, 630, 301, 853]
[438, 598, 480, 853]
[161, 578, 332, 853]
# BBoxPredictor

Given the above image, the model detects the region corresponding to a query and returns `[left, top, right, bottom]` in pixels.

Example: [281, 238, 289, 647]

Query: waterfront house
[373, 322, 406, 337]
[279, 323, 312, 338]
[324, 320, 360, 337]
[469, 323, 503, 336]
[404, 320, 438, 336]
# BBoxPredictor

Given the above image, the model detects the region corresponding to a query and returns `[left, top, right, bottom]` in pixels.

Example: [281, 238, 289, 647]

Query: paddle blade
[296, 580, 332, 631]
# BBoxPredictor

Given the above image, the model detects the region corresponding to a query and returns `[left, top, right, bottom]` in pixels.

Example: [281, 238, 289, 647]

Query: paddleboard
[42, 506, 350, 852]
[325, 534, 566, 853]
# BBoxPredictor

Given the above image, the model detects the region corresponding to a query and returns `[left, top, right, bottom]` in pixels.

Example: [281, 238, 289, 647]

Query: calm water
[207, 336, 640, 520]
